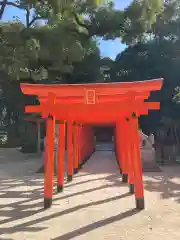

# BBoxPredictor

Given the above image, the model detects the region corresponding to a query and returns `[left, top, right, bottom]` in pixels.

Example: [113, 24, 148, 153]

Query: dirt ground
[0, 148, 180, 240]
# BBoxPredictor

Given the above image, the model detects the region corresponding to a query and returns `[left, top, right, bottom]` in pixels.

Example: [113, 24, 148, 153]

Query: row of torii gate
[21, 78, 163, 210]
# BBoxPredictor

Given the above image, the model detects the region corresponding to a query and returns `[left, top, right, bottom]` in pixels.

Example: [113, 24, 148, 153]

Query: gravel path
[0, 149, 180, 239]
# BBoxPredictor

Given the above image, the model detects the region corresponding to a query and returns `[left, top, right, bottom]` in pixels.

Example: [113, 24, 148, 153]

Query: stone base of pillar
[79, 163, 83, 169]
[136, 197, 145, 210]
[67, 175, 73, 182]
[44, 198, 52, 209]
[122, 174, 128, 183]
[129, 184, 134, 194]
[57, 185, 63, 193]
[74, 168, 79, 174]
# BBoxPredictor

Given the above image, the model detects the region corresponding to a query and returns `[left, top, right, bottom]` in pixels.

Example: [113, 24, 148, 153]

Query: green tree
[0, 0, 165, 81]
[111, 0, 180, 133]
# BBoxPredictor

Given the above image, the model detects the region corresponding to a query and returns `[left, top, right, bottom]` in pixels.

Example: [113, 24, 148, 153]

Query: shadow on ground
[52, 208, 138, 240]
[0, 173, 135, 237]
[143, 166, 180, 203]
[0, 150, 134, 237]
[0, 148, 180, 239]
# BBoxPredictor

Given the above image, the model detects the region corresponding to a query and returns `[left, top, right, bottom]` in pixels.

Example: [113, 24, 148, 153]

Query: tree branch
[26, 8, 30, 27]
[0, 1, 47, 28]
[0, 0, 7, 20]
[0, 1, 24, 11]
[28, 16, 47, 27]
[72, 11, 90, 32]
[66, 24, 89, 40]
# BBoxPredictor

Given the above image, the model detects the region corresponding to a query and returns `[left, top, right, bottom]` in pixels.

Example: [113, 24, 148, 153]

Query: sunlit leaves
[0, 0, 167, 81]
[121, 0, 164, 44]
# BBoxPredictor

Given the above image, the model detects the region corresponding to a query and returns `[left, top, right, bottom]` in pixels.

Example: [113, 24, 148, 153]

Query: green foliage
[0, 21, 30, 80]
[83, 0, 164, 43]
[62, 48, 102, 83]
[0, 0, 167, 81]
[121, 0, 164, 43]
[109, 0, 180, 132]
[0, 0, 110, 81]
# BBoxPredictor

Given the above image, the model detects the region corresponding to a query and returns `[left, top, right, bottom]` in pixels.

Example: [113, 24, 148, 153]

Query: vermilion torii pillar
[130, 112, 145, 208]
[21, 79, 163, 210]
[57, 120, 65, 193]
[44, 114, 55, 208]
[73, 123, 79, 174]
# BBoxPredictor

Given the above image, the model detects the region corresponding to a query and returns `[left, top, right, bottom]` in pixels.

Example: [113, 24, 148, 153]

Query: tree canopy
[108, 0, 180, 133]
[0, 0, 165, 81]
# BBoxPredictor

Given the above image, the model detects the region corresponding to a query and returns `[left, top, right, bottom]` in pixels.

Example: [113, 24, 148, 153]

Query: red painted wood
[125, 120, 134, 186]
[131, 117, 144, 199]
[25, 101, 160, 123]
[21, 79, 163, 98]
[73, 124, 79, 170]
[57, 121, 65, 188]
[67, 121, 73, 178]
[44, 116, 55, 199]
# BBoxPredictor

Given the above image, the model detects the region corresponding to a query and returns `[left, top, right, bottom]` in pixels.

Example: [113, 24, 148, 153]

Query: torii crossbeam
[21, 78, 163, 210]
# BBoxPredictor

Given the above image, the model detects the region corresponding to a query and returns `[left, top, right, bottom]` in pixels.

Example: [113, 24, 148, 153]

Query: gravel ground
[0, 148, 180, 240]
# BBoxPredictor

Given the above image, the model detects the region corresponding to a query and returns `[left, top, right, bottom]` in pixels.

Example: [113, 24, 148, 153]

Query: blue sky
[99, 0, 132, 58]
[2, 0, 132, 59]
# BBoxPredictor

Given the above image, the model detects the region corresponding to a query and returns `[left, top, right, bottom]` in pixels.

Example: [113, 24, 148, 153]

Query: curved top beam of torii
[21, 79, 163, 98]
[21, 78, 163, 124]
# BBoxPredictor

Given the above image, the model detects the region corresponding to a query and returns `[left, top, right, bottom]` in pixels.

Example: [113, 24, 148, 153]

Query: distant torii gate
[21, 79, 163, 210]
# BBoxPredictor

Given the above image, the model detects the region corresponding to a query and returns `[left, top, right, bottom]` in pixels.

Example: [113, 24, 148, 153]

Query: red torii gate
[21, 79, 163, 210]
